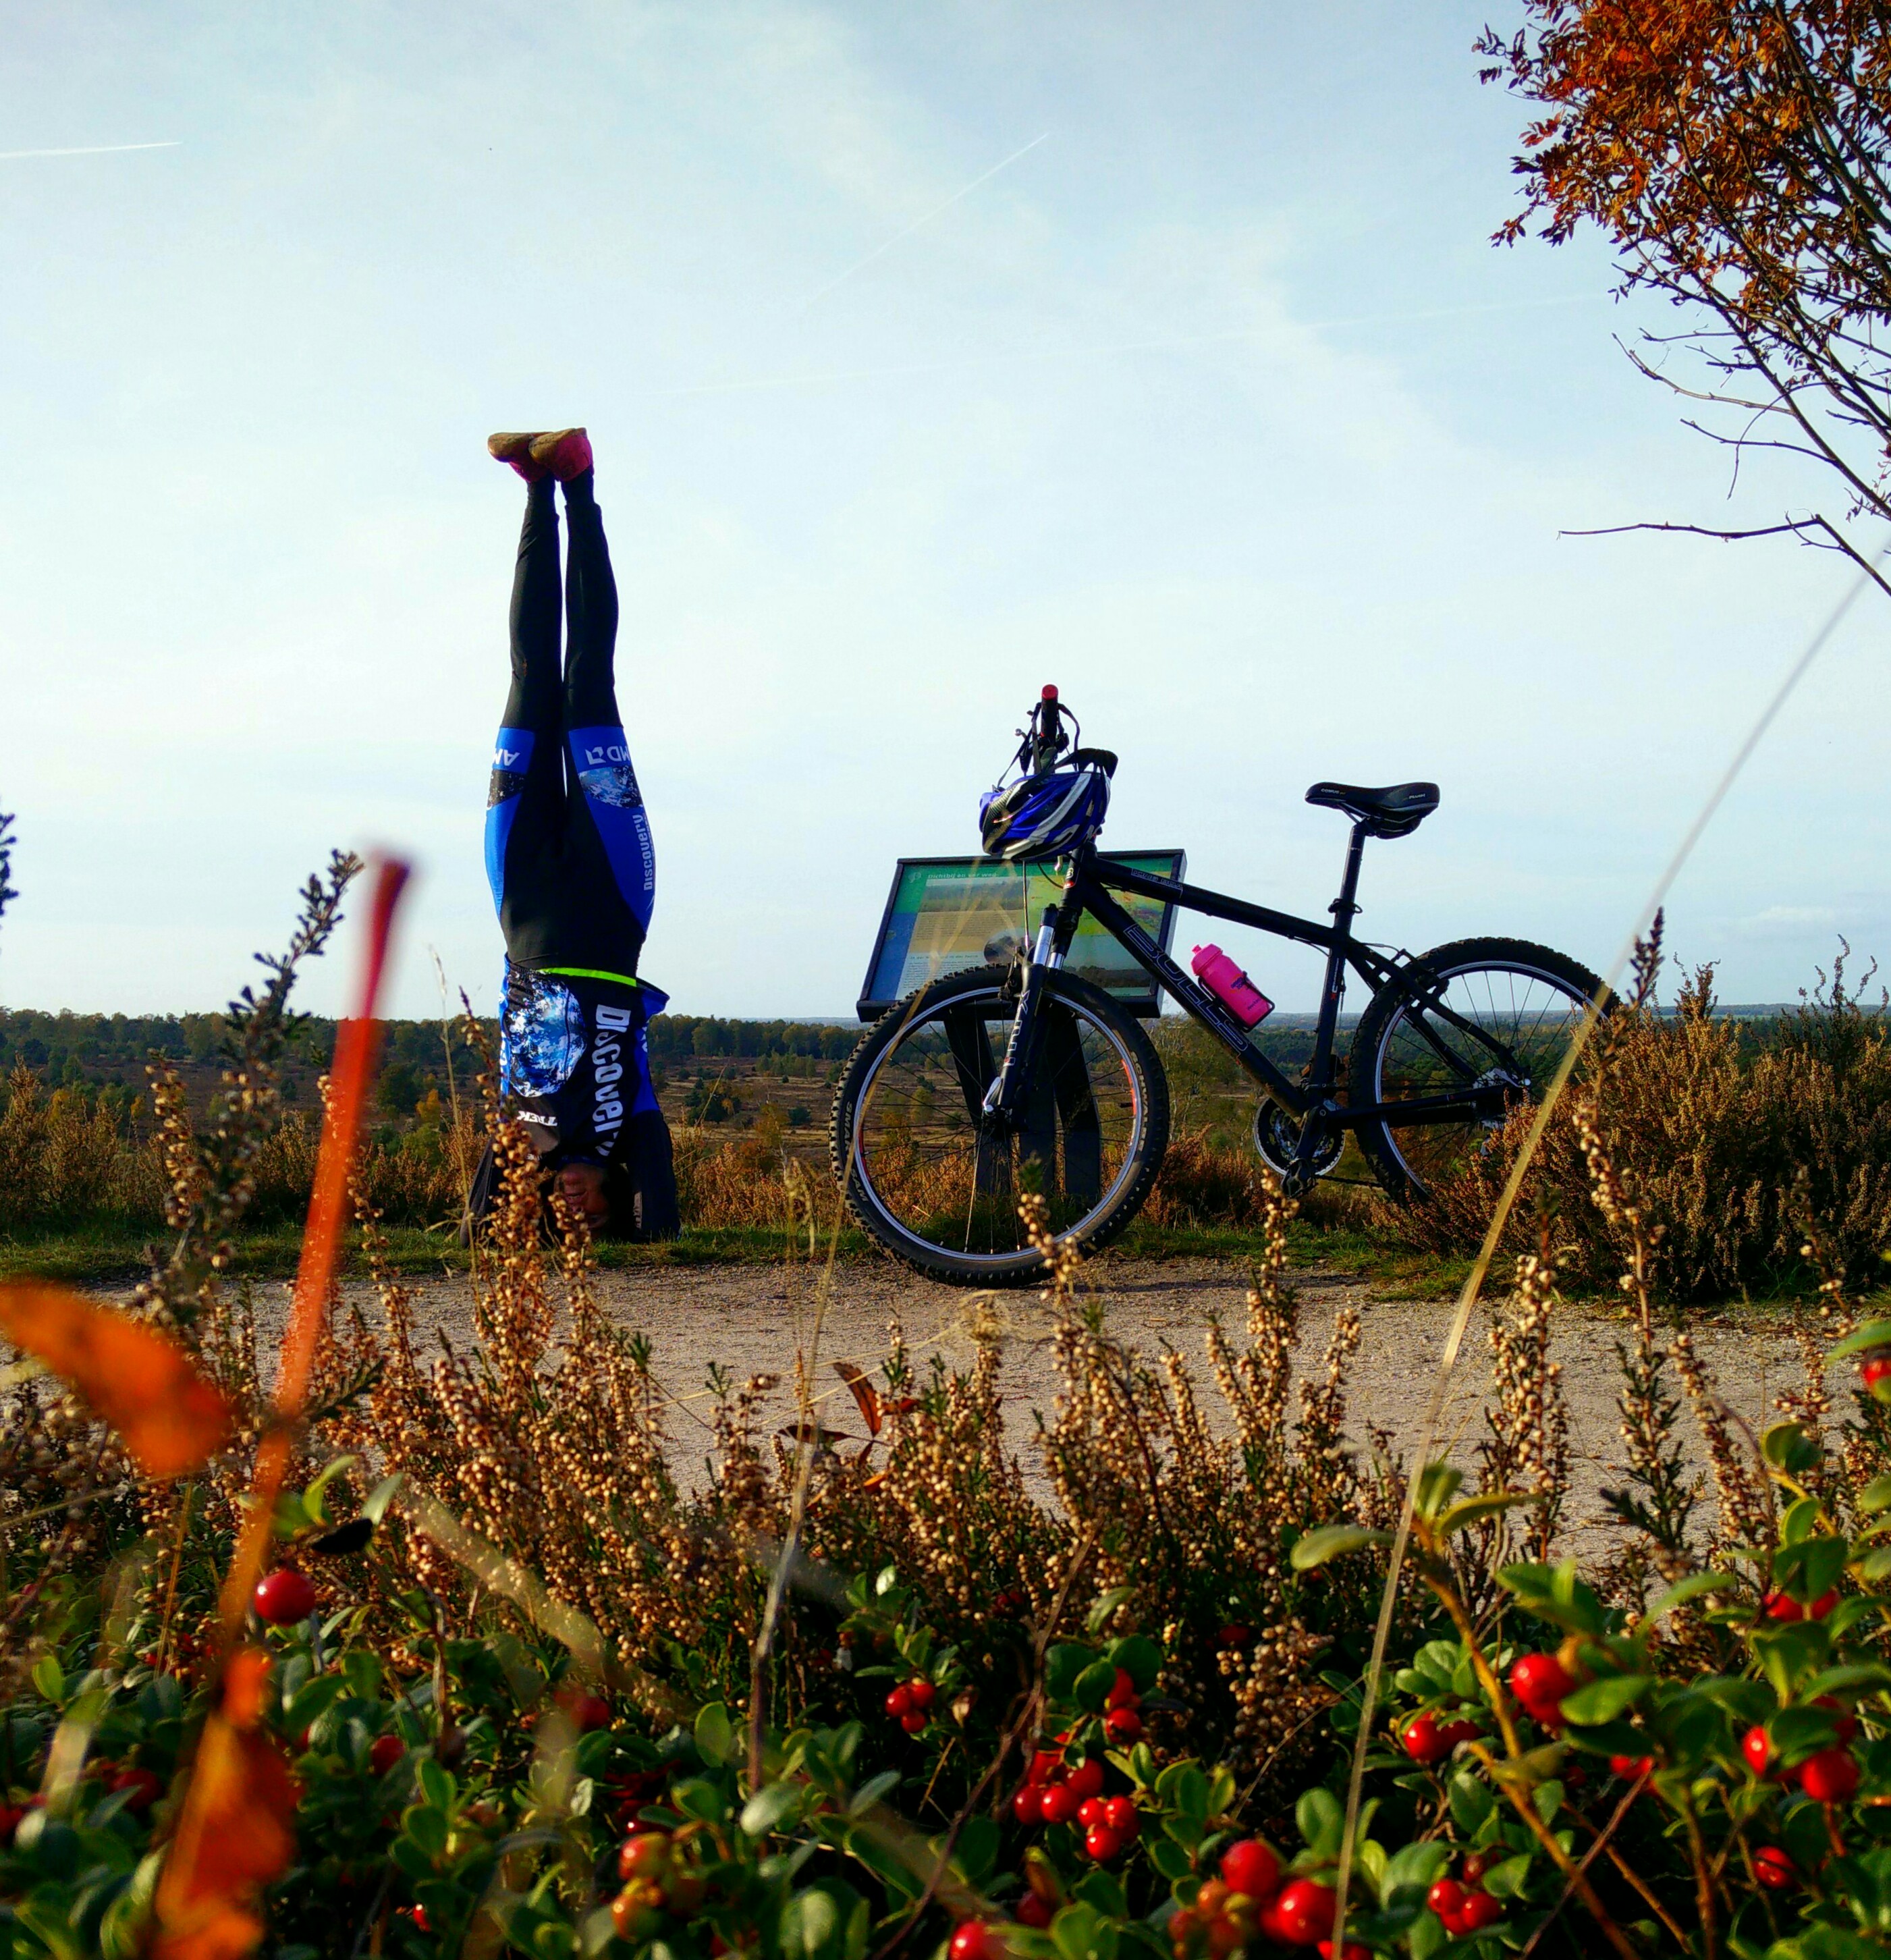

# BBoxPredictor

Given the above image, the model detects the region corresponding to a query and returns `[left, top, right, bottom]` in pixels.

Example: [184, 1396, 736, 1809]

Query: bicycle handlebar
[1027, 684, 1066, 774]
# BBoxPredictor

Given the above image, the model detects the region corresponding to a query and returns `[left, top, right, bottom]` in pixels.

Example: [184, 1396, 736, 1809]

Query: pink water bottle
[1191, 944, 1273, 1027]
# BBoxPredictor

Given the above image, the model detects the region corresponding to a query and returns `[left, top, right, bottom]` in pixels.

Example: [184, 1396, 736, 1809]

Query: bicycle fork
[983, 902, 1065, 1121]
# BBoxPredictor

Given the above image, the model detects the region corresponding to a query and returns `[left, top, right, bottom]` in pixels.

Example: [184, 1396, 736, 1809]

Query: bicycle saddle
[1305, 779, 1440, 838]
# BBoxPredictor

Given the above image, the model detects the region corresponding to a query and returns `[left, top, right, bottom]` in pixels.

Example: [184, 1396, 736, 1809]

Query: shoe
[487, 431, 549, 483]
[528, 427, 592, 480]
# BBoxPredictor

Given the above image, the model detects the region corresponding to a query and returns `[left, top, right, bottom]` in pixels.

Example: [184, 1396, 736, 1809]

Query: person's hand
[556, 1160, 610, 1229]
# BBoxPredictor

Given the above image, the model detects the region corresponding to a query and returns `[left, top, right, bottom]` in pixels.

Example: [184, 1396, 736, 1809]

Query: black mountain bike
[831, 688, 1604, 1285]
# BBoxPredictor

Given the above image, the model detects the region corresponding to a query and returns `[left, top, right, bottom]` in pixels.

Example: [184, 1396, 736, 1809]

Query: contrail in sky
[0, 140, 181, 161]
[794, 131, 1051, 310]
[663, 291, 1594, 398]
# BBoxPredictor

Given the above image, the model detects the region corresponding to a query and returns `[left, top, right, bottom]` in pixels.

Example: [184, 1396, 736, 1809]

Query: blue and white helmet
[979, 758, 1112, 861]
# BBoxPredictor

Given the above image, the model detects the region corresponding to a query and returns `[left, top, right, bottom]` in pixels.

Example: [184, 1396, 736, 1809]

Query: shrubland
[7, 863, 1891, 1960]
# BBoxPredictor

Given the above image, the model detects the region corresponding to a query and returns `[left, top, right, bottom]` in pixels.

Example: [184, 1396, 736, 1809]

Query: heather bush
[1405, 935, 1891, 1301]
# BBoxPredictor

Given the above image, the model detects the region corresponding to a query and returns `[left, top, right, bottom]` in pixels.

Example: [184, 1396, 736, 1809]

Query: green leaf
[1290, 1524, 1392, 1571]
[778, 1879, 869, 1960]
[1479, 1853, 1532, 1899]
[1170, 1763, 1209, 1823]
[670, 1778, 730, 1824]
[1859, 1475, 1891, 1517]
[30, 1654, 63, 1704]
[361, 1473, 406, 1525]
[1075, 1660, 1118, 1714]
[1086, 1587, 1138, 1635]
[1414, 1463, 1464, 1519]
[1448, 1772, 1494, 1836]
[1105, 1635, 1163, 1693]
[1149, 1836, 1194, 1882]
[1761, 1421, 1820, 1475]
[1804, 1662, 1891, 1699]
[956, 1815, 1000, 1888]
[1827, 1319, 1891, 1365]
[1558, 1675, 1652, 1726]
[1296, 1787, 1344, 1858]
[694, 1702, 738, 1766]
[1780, 1496, 1823, 1546]
[404, 1807, 449, 1859]
[415, 1758, 454, 1812]
[741, 1780, 804, 1839]
[1047, 1645, 1095, 1704]
[1496, 1561, 1608, 1637]
[1051, 1901, 1116, 1960]
[1382, 1841, 1450, 1901]
[846, 1771, 900, 1817]
[1073, 1870, 1128, 1919]
[1408, 1903, 1447, 1960]
[1436, 1492, 1541, 1538]
[1532, 1778, 1563, 1825]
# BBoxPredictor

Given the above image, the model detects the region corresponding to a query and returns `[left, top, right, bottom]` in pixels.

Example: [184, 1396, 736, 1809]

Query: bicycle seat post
[1330, 821, 1368, 927]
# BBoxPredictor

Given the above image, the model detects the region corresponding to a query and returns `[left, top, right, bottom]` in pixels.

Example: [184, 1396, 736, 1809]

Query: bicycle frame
[987, 827, 1525, 1182]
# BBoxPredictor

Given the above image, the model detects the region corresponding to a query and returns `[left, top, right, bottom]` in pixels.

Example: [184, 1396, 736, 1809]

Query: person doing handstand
[467, 427, 679, 1238]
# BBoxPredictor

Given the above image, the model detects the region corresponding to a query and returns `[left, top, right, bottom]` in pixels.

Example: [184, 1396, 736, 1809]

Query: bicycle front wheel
[829, 964, 1169, 1286]
[1350, 936, 1604, 1203]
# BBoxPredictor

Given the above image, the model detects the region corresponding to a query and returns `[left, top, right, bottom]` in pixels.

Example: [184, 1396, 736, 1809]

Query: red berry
[1862, 1354, 1891, 1392]
[618, 1832, 671, 1880]
[1762, 1589, 1803, 1623]
[1401, 1713, 1450, 1765]
[1816, 1696, 1861, 1744]
[1809, 1589, 1840, 1621]
[900, 1710, 928, 1735]
[1039, 1783, 1079, 1826]
[253, 1569, 317, 1625]
[949, 1921, 994, 1960]
[1259, 1896, 1297, 1945]
[1460, 1853, 1489, 1884]
[906, 1678, 936, 1710]
[1610, 1753, 1654, 1779]
[885, 1685, 914, 1719]
[1317, 1946, 1371, 1960]
[1220, 1837, 1281, 1900]
[1754, 1845, 1797, 1890]
[1012, 1786, 1045, 1826]
[1076, 1797, 1107, 1831]
[1028, 1750, 1060, 1785]
[1103, 1796, 1137, 1836]
[1427, 1879, 1466, 1922]
[566, 1693, 611, 1733]
[1066, 1758, 1104, 1801]
[1103, 1707, 1143, 1744]
[1799, 1745, 1860, 1803]
[1743, 1726, 1775, 1776]
[1015, 1895, 1053, 1928]
[1217, 1623, 1253, 1650]
[108, 1767, 162, 1812]
[1105, 1669, 1139, 1710]
[1084, 1823, 1125, 1862]
[410, 1905, 433, 1934]
[1458, 1891, 1503, 1932]
[0, 1805, 24, 1847]
[1508, 1652, 1572, 1720]
[1439, 1719, 1481, 1749]
[1274, 1878, 1338, 1947]
[369, 1735, 406, 1775]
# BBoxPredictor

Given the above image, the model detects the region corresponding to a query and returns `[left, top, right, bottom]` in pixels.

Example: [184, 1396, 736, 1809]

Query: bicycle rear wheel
[829, 964, 1169, 1286]
[1350, 936, 1604, 1203]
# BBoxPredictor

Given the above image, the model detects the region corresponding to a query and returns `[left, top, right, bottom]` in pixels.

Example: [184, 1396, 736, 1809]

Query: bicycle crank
[1251, 1101, 1343, 1183]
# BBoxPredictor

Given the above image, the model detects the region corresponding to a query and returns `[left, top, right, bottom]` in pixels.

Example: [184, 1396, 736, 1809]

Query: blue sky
[1, 3, 1884, 1019]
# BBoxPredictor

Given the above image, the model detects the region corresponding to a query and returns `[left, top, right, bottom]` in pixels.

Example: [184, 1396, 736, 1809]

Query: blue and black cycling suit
[471, 466, 679, 1237]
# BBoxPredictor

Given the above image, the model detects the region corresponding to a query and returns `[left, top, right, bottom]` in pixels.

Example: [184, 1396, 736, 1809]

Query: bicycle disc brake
[1251, 1101, 1342, 1182]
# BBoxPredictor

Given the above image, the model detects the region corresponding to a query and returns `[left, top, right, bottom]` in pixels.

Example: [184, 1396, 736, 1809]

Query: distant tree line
[0, 1008, 861, 1110]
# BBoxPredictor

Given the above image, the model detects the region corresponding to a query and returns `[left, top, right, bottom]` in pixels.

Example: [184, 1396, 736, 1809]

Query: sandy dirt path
[202, 1253, 1829, 1548]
